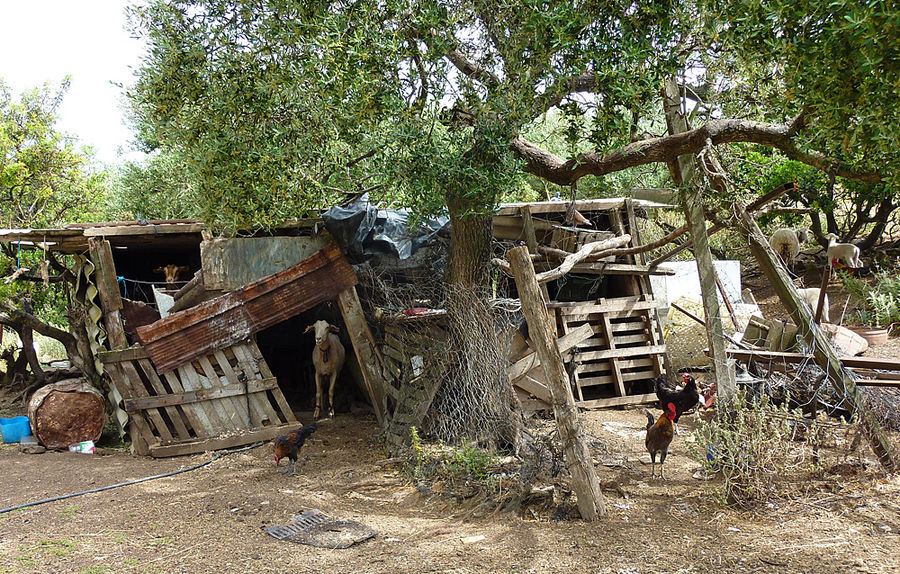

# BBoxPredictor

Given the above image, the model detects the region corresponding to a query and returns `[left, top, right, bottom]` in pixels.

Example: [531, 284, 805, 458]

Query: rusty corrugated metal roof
[136, 243, 357, 373]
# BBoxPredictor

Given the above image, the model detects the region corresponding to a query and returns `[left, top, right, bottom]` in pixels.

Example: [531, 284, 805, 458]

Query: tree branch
[512, 118, 882, 186]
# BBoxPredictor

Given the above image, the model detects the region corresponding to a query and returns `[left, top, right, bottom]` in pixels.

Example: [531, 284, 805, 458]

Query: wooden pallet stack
[495, 198, 671, 410]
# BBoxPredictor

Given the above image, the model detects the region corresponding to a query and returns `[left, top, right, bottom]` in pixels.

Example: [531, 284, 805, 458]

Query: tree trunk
[857, 197, 896, 252]
[445, 200, 493, 289]
[19, 298, 45, 383]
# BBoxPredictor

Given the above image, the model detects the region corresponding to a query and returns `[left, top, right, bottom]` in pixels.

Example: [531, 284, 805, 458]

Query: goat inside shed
[255, 308, 370, 418]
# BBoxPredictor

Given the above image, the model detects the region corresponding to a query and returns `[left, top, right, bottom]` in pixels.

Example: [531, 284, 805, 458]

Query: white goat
[305, 320, 346, 419]
[797, 287, 830, 323]
[768, 228, 809, 267]
[825, 233, 863, 268]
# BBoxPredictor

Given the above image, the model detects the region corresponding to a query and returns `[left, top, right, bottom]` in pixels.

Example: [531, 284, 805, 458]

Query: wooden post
[337, 286, 387, 427]
[732, 205, 899, 469]
[713, 266, 739, 330]
[814, 265, 831, 324]
[507, 246, 605, 520]
[88, 238, 151, 455]
[662, 77, 737, 404]
[520, 206, 551, 303]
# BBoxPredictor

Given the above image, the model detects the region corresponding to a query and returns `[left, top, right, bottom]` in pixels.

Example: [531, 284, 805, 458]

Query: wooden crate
[99, 340, 297, 457]
[549, 294, 665, 408]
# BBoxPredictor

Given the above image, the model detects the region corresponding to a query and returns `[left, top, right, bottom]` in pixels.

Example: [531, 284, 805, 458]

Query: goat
[796, 288, 830, 323]
[768, 228, 809, 268]
[121, 298, 161, 343]
[825, 233, 863, 268]
[304, 320, 346, 419]
[154, 264, 190, 290]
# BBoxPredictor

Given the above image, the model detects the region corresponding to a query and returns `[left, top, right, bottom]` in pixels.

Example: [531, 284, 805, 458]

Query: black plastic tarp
[322, 194, 449, 260]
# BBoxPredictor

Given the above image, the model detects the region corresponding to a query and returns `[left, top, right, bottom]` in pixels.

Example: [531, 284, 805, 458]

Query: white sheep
[825, 233, 863, 268]
[796, 287, 830, 323]
[768, 228, 809, 267]
[304, 320, 346, 419]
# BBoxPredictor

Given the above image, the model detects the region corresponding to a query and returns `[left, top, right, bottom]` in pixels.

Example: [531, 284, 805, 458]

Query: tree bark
[507, 246, 605, 520]
[445, 200, 494, 289]
[662, 77, 737, 404]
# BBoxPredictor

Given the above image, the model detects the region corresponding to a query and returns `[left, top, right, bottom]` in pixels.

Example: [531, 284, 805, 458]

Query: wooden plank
[83, 223, 205, 237]
[162, 370, 207, 438]
[87, 238, 125, 315]
[577, 392, 658, 409]
[243, 341, 296, 423]
[213, 349, 272, 426]
[137, 358, 192, 441]
[337, 287, 387, 426]
[124, 378, 279, 411]
[176, 365, 221, 434]
[575, 344, 667, 363]
[549, 298, 657, 315]
[198, 354, 251, 428]
[508, 323, 594, 383]
[97, 347, 151, 363]
[186, 361, 237, 429]
[555, 309, 583, 401]
[104, 363, 152, 454]
[626, 197, 667, 378]
[856, 380, 900, 387]
[723, 349, 900, 371]
[599, 313, 626, 397]
[513, 374, 553, 403]
[148, 423, 299, 458]
[578, 357, 655, 375]
[577, 370, 657, 387]
[537, 263, 676, 276]
[231, 343, 285, 425]
[119, 360, 175, 444]
[507, 245, 605, 520]
[497, 198, 626, 215]
[851, 369, 900, 381]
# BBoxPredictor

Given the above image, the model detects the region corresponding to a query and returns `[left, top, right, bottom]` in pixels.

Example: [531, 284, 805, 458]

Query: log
[507, 246, 605, 520]
[28, 379, 107, 450]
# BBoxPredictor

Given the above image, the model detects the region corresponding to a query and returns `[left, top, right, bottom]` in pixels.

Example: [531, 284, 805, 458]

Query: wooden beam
[123, 377, 278, 412]
[507, 245, 605, 520]
[97, 346, 150, 363]
[662, 76, 737, 404]
[148, 423, 298, 458]
[507, 322, 594, 383]
[577, 392, 658, 409]
[337, 286, 387, 427]
[731, 204, 899, 469]
[723, 349, 900, 371]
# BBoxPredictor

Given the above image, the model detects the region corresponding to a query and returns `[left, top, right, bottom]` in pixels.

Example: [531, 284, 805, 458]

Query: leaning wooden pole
[662, 77, 737, 404]
[732, 205, 898, 469]
[507, 246, 605, 520]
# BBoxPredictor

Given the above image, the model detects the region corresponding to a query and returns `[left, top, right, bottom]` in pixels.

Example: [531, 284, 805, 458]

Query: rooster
[273, 423, 318, 475]
[645, 403, 676, 479]
[654, 373, 702, 435]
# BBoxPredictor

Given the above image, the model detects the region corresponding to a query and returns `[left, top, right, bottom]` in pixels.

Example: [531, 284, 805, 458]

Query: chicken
[273, 423, 318, 475]
[645, 402, 676, 479]
[654, 373, 702, 435]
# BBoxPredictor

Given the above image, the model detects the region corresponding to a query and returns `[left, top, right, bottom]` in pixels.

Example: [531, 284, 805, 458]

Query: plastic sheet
[322, 194, 449, 260]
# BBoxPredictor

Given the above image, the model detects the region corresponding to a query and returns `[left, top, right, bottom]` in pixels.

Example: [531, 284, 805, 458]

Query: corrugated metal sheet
[136, 243, 357, 373]
[201, 235, 332, 291]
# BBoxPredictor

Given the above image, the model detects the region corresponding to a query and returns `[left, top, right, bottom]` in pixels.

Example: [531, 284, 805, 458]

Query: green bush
[688, 391, 816, 507]
[839, 271, 900, 329]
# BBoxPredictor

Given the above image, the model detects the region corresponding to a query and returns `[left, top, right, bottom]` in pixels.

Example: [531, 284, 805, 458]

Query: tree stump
[28, 379, 107, 450]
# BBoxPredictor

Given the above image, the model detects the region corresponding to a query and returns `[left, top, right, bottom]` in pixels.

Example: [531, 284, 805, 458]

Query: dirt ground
[1, 404, 899, 574]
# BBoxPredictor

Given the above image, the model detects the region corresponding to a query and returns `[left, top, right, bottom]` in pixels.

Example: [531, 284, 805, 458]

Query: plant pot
[848, 326, 890, 347]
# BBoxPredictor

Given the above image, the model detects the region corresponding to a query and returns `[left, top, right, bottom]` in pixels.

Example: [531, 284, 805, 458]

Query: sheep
[796, 288, 830, 323]
[304, 320, 346, 419]
[154, 264, 190, 290]
[768, 228, 809, 268]
[825, 233, 863, 268]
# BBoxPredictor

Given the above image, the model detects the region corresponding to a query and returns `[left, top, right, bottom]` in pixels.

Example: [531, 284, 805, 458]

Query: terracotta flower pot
[848, 326, 890, 347]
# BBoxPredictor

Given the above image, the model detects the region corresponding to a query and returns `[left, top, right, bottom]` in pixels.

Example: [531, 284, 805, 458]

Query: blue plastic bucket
[0, 416, 32, 443]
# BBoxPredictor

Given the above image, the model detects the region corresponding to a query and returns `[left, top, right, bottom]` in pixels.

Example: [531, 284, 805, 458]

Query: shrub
[688, 391, 816, 507]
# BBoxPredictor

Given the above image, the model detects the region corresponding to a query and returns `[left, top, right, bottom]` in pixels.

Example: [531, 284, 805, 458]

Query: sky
[0, 1, 146, 164]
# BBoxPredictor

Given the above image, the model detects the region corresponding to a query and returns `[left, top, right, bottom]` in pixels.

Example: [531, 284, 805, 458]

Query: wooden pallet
[99, 340, 297, 457]
[550, 294, 665, 408]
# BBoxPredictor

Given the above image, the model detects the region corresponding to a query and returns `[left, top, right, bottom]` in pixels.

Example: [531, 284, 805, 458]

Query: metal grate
[263, 510, 378, 549]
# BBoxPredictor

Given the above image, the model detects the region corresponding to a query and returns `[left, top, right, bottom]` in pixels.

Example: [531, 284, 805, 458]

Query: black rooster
[654, 373, 702, 435]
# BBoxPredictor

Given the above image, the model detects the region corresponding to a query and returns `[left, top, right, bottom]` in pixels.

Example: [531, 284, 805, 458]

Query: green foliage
[688, 392, 815, 507]
[839, 271, 900, 328]
[0, 79, 107, 228]
[106, 151, 199, 220]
